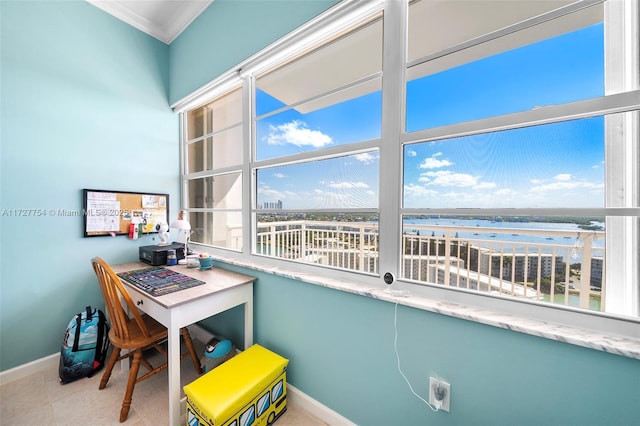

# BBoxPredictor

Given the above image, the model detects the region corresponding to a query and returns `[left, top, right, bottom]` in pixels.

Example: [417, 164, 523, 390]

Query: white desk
[112, 262, 255, 426]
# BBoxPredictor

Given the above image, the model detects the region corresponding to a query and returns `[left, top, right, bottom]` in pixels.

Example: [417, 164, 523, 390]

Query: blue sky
[255, 23, 604, 210]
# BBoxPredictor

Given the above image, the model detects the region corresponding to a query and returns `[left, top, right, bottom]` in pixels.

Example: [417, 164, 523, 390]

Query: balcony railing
[255, 220, 605, 312]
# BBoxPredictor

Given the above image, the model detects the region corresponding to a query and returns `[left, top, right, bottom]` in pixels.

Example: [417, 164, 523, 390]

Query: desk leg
[244, 298, 254, 350]
[168, 323, 181, 426]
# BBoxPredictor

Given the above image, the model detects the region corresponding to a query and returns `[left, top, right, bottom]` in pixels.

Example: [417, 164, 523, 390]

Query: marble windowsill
[208, 253, 640, 360]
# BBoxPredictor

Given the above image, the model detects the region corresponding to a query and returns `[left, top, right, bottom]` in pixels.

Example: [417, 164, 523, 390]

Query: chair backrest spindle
[91, 257, 152, 342]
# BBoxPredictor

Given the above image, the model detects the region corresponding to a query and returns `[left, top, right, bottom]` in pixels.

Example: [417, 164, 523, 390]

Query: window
[403, 0, 639, 317]
[183, 87, 244, 249]
[178, 0, 639, 326]
[252, 14, 383, 273]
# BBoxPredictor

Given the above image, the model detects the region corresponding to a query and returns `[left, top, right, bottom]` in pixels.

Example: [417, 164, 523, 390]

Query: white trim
[287, 384, 357, 426]
[171, 0, 383, 112]
[87, 0, 212, 44]
[0, 352, 59, 386]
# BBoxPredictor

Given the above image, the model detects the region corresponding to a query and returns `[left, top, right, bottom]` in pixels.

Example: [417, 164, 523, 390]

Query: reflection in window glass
[257, 151, 379, 210]
[187, 125, 243, 173]
[188, 172, 242, 209]
[403, 116, 605, 209]
[187, 88, 242, 140]
[189, 211, 242, 250]
[406, 24, 604, 132]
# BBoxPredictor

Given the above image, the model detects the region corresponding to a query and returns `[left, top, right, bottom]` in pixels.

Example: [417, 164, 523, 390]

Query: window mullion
[243, 75, 254, 256]
[378, 0, 406, 282]
[604, 0, 639, 316]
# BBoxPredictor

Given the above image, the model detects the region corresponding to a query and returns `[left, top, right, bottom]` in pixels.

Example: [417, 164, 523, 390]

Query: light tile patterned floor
[0, 343, 327, 426]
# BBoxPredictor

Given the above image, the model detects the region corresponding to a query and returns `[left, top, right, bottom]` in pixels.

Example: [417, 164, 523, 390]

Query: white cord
[393, 299, 439, 412]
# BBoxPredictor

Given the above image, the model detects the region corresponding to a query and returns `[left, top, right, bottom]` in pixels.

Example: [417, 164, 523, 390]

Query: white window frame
[173, 0, 640, 339]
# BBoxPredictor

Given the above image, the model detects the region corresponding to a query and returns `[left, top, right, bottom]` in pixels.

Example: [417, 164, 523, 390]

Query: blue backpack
[59, 306, 110, 384]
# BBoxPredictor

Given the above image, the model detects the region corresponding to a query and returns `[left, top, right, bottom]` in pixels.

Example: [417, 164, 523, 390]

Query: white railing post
[444, 231, 451, 287]
[270, 225, 277, 257]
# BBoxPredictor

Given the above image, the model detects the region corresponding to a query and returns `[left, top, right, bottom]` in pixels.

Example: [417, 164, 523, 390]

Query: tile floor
[0, 342, 327, 426]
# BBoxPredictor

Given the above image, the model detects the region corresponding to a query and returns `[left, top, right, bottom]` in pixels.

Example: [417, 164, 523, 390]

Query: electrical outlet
[429, 377, 451, 412]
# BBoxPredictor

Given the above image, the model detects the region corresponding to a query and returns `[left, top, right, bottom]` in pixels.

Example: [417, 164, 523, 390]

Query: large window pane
[403, 117, 605, 209]
[255, 17, 382, 161]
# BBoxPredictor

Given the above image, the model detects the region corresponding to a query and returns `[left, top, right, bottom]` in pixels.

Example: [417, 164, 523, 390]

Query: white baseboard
[287, 384, 356, 426]
[0, 352, 59, 386]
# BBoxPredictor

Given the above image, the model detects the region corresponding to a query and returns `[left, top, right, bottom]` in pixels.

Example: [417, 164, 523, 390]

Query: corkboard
[82, 189, 169, 237]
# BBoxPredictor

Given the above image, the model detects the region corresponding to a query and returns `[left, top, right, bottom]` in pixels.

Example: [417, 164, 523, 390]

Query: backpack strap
[72, 313, 82, 352]
[95, 309, 107, 364]
[85, 306, 93, 322]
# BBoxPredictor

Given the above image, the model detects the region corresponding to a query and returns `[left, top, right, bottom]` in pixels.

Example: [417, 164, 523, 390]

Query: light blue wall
[0, 1, 177, 370]
[215, 262, 640, 426]
[169, 0, 340, 104]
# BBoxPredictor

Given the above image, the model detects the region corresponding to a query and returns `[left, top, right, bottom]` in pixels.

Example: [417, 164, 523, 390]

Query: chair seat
[109, 314, 168, 350]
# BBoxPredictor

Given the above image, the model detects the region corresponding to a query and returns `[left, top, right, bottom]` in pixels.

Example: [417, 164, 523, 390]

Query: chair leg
[181, 328, 202, 374]
[120, 349, 142, 423]
[99, 347, 121, 390]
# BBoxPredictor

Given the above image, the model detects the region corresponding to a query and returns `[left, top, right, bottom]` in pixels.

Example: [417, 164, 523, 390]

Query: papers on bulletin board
[86, 200, 121, 232]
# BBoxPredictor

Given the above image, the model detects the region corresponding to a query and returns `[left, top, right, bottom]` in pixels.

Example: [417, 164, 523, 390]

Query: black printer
[139, 243, 185, 266]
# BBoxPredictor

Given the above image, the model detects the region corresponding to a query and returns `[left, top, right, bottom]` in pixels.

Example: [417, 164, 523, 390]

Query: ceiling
[87, 0, 213, 44]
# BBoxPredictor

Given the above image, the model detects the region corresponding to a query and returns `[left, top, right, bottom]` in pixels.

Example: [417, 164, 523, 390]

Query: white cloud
[530, 178, 604, 193]
[403, 184, 439, 198]
[354, 152, 377, 164]
[419, 152, 453, 169]
[474, 181, 497, 190]
[407, 149, 417, 157]
[273, 173, 287, 178]
[266, 120, 332, 148]
[420, 170, 478, 187]
[494, 188, 518, 197]
[257, 186, 297, 200]
[327, 181, 369, 189]
[554, 173, 572, 181]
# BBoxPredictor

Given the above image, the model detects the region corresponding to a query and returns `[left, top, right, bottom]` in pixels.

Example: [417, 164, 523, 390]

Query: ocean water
[402, 217, 605, 252]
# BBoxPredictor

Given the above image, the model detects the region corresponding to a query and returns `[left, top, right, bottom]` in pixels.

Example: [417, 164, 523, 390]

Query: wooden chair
[91, 257, 202, 422]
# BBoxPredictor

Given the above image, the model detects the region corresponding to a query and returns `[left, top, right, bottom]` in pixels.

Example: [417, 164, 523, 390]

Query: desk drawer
[128, 290, 170, 326]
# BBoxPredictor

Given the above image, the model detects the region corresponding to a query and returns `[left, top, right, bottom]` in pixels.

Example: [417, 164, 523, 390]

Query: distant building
[477, 248, 563, 281]
[590, 256, 603, 289]
[261, 200, 283, 210]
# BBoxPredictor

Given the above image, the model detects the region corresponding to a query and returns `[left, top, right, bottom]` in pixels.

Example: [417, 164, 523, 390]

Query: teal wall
[169, 0, 340, 104]
[0, 1, 177, 370]
[213, 262, 640, 426]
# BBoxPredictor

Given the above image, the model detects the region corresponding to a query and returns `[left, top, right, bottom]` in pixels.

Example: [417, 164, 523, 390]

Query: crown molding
[87, 0, 212, 44]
